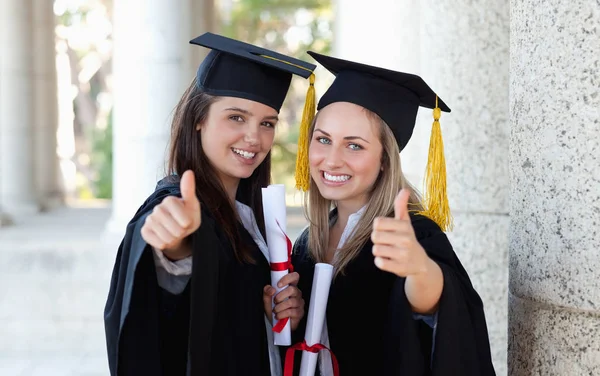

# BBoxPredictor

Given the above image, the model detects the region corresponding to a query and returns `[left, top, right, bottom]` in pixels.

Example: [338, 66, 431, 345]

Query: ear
[195, 123, 202, 131]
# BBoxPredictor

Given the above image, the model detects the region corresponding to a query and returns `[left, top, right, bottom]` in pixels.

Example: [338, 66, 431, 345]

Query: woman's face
[309, 102, 383, 209]
[200, 97, 278, 188]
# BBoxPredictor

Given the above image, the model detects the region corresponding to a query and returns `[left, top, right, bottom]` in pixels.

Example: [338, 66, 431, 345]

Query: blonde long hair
[304, 109, 423, 276]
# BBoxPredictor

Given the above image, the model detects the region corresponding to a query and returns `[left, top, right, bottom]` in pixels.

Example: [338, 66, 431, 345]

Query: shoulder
[409, 212, 458, 265]
[409, 212, 445, 241]
[292, 226, 312, 264]
[293, 227, 310, 253]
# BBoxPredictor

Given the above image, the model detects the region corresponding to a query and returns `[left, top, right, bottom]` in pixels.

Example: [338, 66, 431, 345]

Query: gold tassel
[294, 73, 315, 192]
[417, 96, 453, 232]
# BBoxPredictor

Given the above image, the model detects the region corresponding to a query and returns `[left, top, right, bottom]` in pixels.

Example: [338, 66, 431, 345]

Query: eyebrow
[224, 107, 279, 121]
[314, 128, 371, 144]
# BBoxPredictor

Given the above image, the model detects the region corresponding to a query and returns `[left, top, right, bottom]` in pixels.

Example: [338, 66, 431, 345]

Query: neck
[334, 197, 368, 229]
[220, 176, 240, 205]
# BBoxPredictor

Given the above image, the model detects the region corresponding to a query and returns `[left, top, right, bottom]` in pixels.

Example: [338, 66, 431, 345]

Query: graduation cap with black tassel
[189, 32, 316, 145]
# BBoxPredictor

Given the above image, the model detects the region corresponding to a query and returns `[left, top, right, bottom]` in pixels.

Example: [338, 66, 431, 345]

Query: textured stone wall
[509, 0, 600, 374]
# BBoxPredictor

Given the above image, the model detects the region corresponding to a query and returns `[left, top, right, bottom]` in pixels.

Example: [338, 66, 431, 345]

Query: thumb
[180, 170, 199, 209]
[394, 189, 411, 221]
[263, 285, 275, 317]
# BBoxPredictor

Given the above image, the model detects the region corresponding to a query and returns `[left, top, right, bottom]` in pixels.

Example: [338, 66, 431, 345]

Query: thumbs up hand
[371, 189, 430, 277]
[141, 170, 201, 260]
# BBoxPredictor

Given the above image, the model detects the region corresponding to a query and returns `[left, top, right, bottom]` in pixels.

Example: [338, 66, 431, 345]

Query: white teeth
[324, 172, 351, 182]
[232, 148, 256, 159]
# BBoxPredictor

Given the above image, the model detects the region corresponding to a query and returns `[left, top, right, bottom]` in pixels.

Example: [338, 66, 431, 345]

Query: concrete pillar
[509, 0, 600, 374]
[0, 0, 38, 215]
[189, 0, 217, 80]
[419, 2, 510, 374]
[107, 0, 213, 237]
[333, 1, 509, 374]
[33, 0, 62, 211]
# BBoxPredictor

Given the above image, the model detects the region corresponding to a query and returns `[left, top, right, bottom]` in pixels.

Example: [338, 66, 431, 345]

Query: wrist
[163, 238, 192, 261]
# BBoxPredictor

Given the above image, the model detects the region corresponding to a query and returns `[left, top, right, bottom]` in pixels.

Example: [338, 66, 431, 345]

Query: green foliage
[90, 112, 113, 199]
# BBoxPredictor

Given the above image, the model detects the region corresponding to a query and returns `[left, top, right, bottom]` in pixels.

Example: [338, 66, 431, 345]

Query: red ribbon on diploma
[271, 220, 294, 333]
[284, 340, 340, 376]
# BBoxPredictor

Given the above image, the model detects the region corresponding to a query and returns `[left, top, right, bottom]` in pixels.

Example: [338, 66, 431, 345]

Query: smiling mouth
[232, 148, 256, 160]
[322, 171, 352, 182]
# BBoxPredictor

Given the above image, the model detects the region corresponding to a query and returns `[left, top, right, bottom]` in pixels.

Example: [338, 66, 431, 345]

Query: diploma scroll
[299, 263, 334, 376]
[261, 184, 293, 345]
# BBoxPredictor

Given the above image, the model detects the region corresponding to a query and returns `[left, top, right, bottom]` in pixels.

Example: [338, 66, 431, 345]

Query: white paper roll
[299, 263, 334, 376]
[262, 184, 291, 345]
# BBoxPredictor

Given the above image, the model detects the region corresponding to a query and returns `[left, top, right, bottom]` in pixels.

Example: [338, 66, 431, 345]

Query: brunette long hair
[167, 78, 271, 263]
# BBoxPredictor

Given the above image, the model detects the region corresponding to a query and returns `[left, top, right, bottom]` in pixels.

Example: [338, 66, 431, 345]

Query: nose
[324, 145, 344, 170]
[243, 123, 259, 146]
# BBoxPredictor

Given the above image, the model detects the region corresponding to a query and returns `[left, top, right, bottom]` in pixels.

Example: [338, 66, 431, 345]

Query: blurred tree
[55, 0, 113, 199]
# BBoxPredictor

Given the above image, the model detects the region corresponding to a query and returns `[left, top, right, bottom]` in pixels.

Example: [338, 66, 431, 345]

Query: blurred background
[1, 0, 599, 375]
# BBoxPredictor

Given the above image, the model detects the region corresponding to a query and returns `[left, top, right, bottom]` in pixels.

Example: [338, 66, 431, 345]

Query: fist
[371, 189, 430, 277]
[141, 170, 201, 257]
[262, 272, 305, 331]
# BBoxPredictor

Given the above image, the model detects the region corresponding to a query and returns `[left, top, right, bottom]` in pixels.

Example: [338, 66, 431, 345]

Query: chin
[316, 185, 350, 201]
[237, 167, 257, 179]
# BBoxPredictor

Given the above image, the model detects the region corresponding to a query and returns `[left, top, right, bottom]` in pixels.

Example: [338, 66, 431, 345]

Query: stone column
[0, 0, 38, 215]
[188, 0, 216, 80]
[419, 2, 510, 374]
[108, 0, 207, 236]
[33, 0, 62, 211]
[334, 1, 509, 374]
[509, 1, 600, 374]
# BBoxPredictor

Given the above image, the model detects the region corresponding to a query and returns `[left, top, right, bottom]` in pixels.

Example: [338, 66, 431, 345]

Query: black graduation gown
[104, 178, 272, 376]
[289, 213, 495, 376]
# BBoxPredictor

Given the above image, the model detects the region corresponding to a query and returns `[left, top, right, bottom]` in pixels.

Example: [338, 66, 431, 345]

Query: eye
[316, 136, 331, 145]
[348, 143, 362, 151]
[261, 121, 276, 128]
[229, 115, 244, 122]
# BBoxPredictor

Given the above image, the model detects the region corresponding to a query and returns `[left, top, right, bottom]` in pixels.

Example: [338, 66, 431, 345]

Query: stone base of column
[447, 212, 509, 376]
[1, 201, 39, 216]
[38, 192, 64, 212]
[0, 211, 13, 227]
[509, 293, 600, 375]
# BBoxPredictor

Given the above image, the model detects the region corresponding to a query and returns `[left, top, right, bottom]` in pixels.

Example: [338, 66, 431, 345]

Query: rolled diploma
[299, 263, 334, 376]
[261, 184, 291, 345]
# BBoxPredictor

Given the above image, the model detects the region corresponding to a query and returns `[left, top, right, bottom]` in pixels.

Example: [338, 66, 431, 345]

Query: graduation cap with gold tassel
[190, 32, 316, 121]
[295, 51, 453, 232]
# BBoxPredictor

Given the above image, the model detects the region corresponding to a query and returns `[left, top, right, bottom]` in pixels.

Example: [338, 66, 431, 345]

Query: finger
[153, 204, 186, 239]
[394, 189, 411, 221]
[161, 196, 192, 229]
[263, 285, 276, 297]
[263, 285, 275, 315]
[180, 170, 200, 211]
[372, 244, 407, 260]
[141, 227, 166, 250]
[276, 307, 304, 321]
[146, 217, 177, 246]
[373, 217, 414, 232]
[371, 229, 412, 247]
[274, 296, 303, 314]
[274, 286, 301, 304]
[277, 272, 300, 288]
[374, 256, 403, 275]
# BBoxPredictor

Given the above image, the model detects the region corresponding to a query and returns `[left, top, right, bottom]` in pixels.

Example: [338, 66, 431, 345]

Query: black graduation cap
[295, 51, 454, 232]
[306, 51, 450, 150]
[189, 32, 316, 112]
